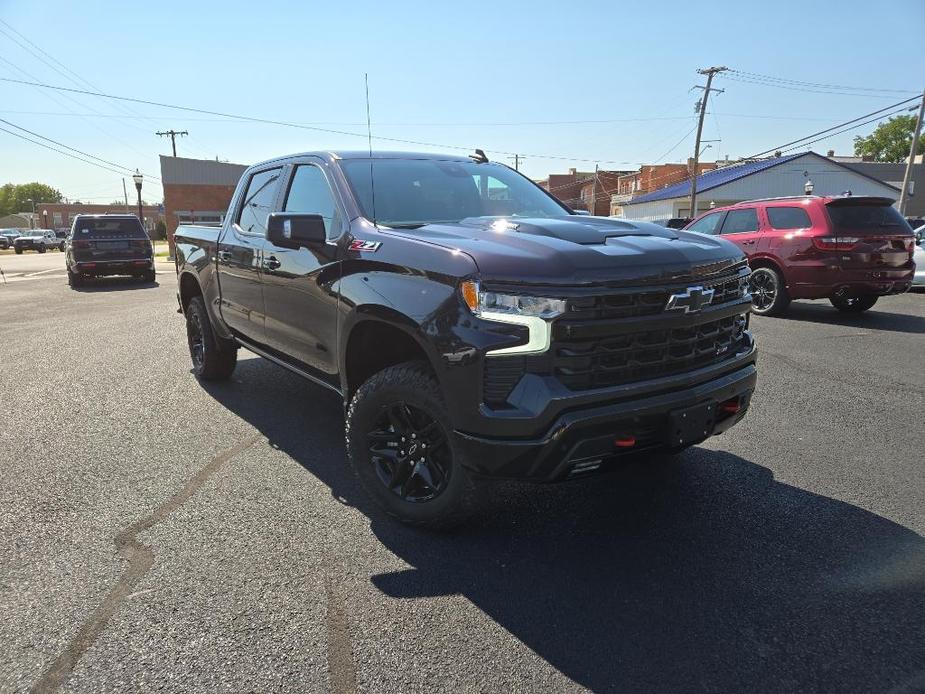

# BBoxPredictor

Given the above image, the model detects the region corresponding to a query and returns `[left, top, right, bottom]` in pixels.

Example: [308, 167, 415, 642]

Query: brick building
[36, 203, 162, 232]
[610, 161, 718, 216]
[538, 167, 632, 214]
[159, 155, 248, 250]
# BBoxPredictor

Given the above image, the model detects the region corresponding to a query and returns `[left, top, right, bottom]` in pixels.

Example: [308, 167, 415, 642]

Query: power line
[0, 125, 128, 176]
[721, 73, 917, 98]
[0, 75, 638, 165]
[727, 69, 917, 95]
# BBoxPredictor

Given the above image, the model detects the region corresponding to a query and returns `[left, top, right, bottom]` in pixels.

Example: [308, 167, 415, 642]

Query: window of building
[53, 212, 62, 226]
[767, 206, 811, 230]
[237, 167, 282, 236]
[720, 208, 759, 234]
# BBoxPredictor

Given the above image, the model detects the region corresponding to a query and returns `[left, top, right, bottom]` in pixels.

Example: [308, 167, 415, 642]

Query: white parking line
[24, 268, 62, 277]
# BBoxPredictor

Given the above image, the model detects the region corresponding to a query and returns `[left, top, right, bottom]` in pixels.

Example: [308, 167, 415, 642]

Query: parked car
[65, 214, 155, 286]
[0, 229, 22, 248]
[175, 150, 757, 527]
[684, 196, 915, 315]
[913, 224, 925, 289]
[13, 229, 61, 254]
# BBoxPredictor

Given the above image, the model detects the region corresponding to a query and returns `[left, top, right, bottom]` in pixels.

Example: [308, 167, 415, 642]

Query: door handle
[264, 255, 281, 271]
[743, 240, 756, 245]
[217, 250, 232, 262]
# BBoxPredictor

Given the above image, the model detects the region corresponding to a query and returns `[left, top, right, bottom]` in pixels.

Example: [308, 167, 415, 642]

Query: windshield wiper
[386, 223, 427, 229]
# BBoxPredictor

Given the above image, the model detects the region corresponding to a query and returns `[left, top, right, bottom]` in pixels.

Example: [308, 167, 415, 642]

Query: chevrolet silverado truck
[174, 151, 757, 526]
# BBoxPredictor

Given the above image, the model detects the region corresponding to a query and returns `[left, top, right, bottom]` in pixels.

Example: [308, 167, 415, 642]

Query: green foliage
[154, 220, 167, 240]
[853, 115, 925, 163]
[0, 182, 64, 217]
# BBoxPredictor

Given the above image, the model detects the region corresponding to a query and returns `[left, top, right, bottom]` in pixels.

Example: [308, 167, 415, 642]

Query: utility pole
[156, 129, 188, 157]
[590, 164, 599, 215]
[689, 66, 727, 218]
[899, 88, 925, 215]
[509, 154, 524, 171]
[122, 178, 129, 213]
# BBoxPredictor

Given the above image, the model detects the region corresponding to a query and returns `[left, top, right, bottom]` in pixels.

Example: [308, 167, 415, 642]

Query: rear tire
[186, 296, 237, 380]
[67, 269, 82, 288]
[15, 248, 22, 254]
[346, 361, 478, 529]
[59, 242, 65, 251]
[749, 266, 790, 316]
[38, 244, 46, 254]
[142, 269, 156, 283]
[830, 295, 878, 313]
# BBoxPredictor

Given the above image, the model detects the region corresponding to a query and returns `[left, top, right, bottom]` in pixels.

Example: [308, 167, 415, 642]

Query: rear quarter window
[767, 206, 811, 230]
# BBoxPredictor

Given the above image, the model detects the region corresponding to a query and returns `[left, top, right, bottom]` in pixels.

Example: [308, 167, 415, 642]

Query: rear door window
[826, 203, 912, 235]
[767, 206, 811, 230]
[687, 211, 724, 235]
[720, 208, 759, 234]
[237, 167, 282, 236]
[74, 218, 147, 238]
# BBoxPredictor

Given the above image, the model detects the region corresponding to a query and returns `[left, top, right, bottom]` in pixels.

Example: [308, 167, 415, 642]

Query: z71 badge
[349, 239, 381, 252]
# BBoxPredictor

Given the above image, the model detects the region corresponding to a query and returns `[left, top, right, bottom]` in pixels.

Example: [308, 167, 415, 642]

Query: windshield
[73, 218, 147, 238]
[340, 159, 569, 227]
[826, 202, 911, 234]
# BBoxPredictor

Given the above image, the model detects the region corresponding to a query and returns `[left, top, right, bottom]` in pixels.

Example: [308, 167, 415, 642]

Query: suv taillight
[73, 240, 91, 249]
[812, 236, 859, 251]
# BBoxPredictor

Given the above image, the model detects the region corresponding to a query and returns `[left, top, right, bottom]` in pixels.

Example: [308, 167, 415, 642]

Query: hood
[394, 216, 745, 286]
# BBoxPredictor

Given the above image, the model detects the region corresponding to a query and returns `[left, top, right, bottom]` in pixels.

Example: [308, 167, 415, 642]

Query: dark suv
[684, 196, 915, 315]
[66, 214, 155, 287]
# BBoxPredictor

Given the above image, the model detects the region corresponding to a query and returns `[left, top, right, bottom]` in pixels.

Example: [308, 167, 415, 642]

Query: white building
[619, 151, 900, 222]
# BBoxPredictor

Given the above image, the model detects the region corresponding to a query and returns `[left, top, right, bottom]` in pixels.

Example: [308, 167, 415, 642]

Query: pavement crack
[324, 563, 358, 694]
[31, 434, 261, 694]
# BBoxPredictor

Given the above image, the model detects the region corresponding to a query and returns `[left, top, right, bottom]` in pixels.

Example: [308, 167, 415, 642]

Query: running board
[234, 336, 343, 397]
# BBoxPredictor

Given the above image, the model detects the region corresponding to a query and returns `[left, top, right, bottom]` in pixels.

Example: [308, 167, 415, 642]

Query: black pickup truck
[175, 151, 757, 526]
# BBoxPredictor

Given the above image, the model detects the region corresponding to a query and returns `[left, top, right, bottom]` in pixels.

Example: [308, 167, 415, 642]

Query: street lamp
[132, 170, 144, 228]
[42, 209, 48, 229]
[25, 198, 35, 229]
[804, 179, 814, 196]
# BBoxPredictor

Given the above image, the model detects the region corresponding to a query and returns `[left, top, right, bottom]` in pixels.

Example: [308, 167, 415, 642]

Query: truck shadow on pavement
[770, 301, 925, 333]
[202, 357, 925, 694]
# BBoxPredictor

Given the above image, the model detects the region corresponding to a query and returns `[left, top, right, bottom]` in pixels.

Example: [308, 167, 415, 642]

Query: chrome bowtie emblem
[665, 286, 715, 313]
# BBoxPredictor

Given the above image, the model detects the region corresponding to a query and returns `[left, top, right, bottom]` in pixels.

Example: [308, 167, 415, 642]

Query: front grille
[565, 273, 748, 321]
[553, 313, 747, 391]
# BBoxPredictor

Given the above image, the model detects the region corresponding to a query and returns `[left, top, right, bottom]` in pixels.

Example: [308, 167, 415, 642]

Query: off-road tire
[15, 247, 22, 254]
[37, 244, 46, 254]
[830, 295, 878, 313]
[346, 361, 479, 529]
[749, 266, 790, 316]
[186, 296, 237, 380]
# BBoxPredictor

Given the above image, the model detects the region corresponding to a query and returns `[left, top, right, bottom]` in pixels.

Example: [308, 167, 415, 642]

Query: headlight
[460, 280, 566, 355]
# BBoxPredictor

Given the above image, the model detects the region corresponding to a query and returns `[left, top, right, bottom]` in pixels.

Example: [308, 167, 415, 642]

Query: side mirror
[573, 209, 591, 216]
[266, 213, 326, 248]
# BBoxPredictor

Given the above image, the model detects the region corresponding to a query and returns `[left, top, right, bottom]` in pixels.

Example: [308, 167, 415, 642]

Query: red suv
[684, 195, 915, 315]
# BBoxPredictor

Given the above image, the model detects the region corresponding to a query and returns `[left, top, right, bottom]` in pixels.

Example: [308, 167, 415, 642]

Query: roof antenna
[365, 73, 377, 227]
[469, 149, 489, 164]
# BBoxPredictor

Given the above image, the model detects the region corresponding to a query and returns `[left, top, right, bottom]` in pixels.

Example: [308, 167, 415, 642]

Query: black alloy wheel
[367, 402, 451, 503]
[748, 267, 789, 316]
[187, 309, 206, 370]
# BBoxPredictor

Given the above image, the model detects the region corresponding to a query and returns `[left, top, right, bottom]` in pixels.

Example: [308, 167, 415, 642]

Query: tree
[0, 182, 63, 217]
[853, 114, 925, 163]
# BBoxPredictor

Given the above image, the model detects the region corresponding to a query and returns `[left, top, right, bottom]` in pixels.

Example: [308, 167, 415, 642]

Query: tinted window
[73, 218, 147, 238]
[826, 203, 911, 234]
[341, 159, 566, 227]
[687, 212, 723, 235]
[721, 208, 759, 234]
[284, 165, 340, 236]
[767, 206, 811, 230]
[237, 168, 282, 236]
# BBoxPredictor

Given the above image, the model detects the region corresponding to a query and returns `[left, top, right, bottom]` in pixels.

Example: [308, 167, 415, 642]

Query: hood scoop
[459, 215, 679, 245]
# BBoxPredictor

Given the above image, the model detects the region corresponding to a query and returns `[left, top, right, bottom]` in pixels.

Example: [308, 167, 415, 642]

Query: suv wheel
[67, 269, 82, 288]
[59, 242, 65, 251]
[830, 295, 878, 313]
[14, 247, 22, 254]
[37, 244, 46, 254]
[346, 362, 478, 528]
[186, 296, 237, 380]
[749, 267, 790, 316]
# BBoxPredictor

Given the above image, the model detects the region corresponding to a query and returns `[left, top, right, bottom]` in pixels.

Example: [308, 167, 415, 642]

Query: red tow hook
[614, 436, 636, 448]
[719, 397, 741, 415]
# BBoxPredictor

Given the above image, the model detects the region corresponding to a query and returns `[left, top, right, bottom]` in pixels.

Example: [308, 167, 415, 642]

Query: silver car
[914, 225, 925, 288]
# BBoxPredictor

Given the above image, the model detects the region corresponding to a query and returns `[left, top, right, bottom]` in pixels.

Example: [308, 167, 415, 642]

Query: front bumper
[453, 340, 757, 481]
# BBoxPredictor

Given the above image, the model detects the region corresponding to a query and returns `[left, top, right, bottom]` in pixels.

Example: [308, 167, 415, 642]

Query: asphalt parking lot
[1, 251, 923, 693]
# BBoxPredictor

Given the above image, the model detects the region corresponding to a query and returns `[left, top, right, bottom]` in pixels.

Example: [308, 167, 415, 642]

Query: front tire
[186, 296, 237, 380]
[14, 248, 22, 254]
[830, 295, 878, 313]
[749, 266, 790, 316]
[37, 244, 46, 254]
[346, 362, 478, 528]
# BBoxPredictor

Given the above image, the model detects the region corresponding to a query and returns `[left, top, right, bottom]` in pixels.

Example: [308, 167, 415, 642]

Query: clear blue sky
[1, 0, 923, 204]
